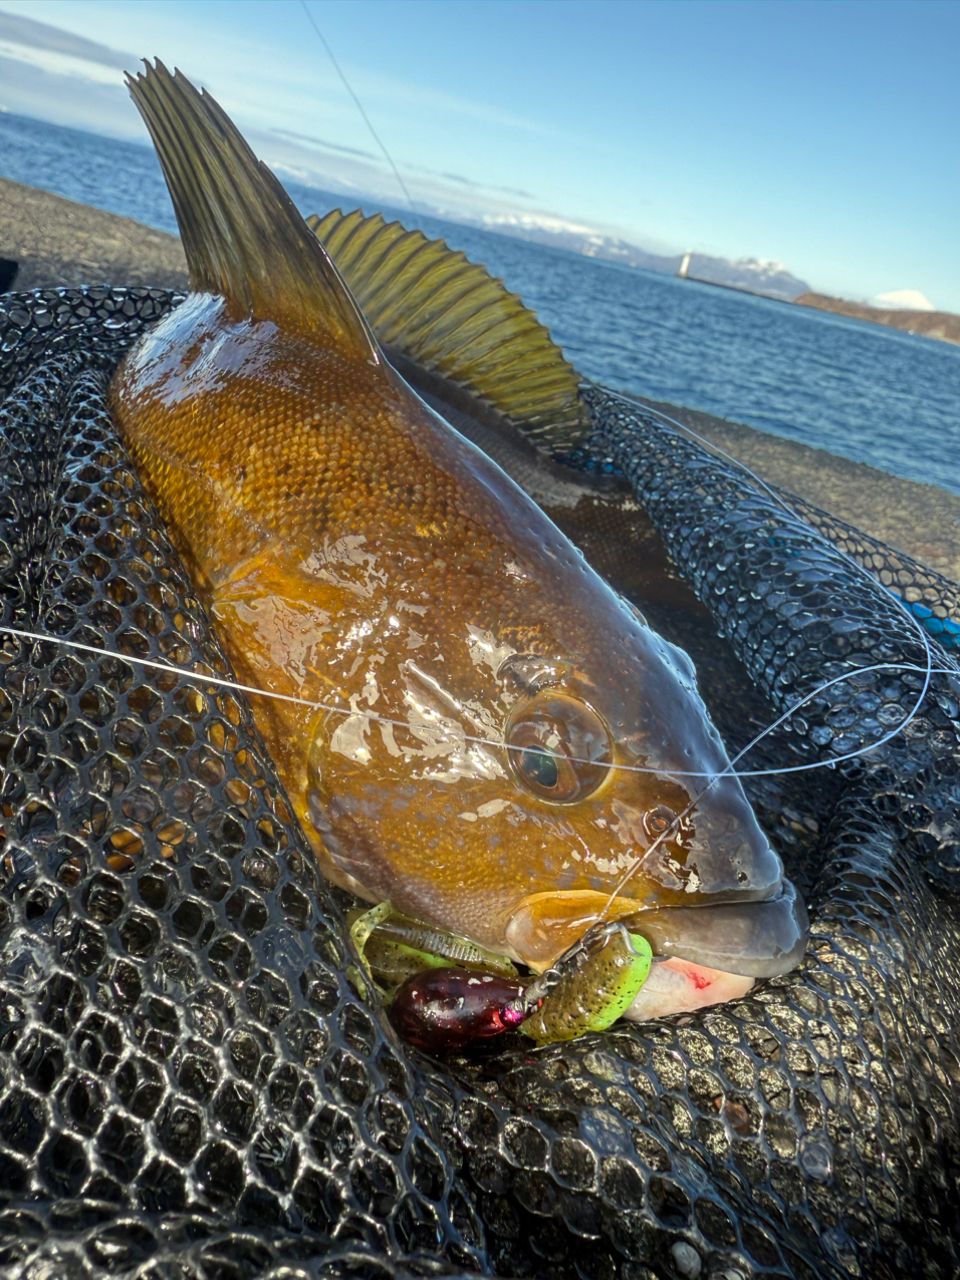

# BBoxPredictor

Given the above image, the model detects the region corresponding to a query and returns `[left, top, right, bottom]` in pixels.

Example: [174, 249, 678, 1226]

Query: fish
[106, 61, 806, 1022]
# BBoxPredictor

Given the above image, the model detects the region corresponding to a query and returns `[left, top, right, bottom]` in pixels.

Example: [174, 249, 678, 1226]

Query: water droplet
[799, 1136, 832, 1180]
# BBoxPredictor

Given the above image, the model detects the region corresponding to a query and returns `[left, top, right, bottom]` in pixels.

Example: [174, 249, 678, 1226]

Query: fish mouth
[613, 884, 807, 1022]
[624, 879, 808, 979]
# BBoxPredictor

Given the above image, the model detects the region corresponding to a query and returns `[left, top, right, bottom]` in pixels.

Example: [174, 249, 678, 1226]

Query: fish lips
[625, 879, 808, 978]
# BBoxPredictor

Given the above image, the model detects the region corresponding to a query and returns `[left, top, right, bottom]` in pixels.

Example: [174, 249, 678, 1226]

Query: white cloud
[0, 2, 665, 265]
[480, 210, 599, 237]
[0, 36, 125, 85]
[332, 64, 556, 138]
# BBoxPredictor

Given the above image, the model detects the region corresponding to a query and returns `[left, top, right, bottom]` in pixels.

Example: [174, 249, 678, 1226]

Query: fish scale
[2, 285, 960, 1277]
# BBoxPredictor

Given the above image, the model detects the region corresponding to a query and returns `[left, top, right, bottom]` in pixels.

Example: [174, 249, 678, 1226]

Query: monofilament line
[591, 383, 942, 913]
[1, 625, 951, 784]
[598, 382, 939, 774]
[298, 0, 419, 219]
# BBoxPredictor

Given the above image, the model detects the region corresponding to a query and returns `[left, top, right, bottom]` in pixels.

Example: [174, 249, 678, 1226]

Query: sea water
[1, 110, 958, 495]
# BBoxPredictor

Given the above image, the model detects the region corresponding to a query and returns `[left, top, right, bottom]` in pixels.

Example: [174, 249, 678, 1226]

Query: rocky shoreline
[795, 290, 960, 346]
[2, 177, 957, 581]
[0, 177, 188, 292]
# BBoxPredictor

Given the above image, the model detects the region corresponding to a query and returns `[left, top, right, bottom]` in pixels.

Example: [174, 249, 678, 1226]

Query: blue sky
[0, 0, 958, 309]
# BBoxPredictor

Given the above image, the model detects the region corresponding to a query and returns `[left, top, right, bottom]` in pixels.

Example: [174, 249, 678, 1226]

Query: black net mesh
[1, 287, 959, 1280]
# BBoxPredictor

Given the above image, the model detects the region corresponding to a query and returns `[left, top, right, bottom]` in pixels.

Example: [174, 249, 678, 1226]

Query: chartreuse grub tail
[349, 902, 519, 996]
[520, 923, 653, 1045]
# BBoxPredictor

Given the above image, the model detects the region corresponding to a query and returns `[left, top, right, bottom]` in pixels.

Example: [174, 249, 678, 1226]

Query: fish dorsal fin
[126, 61, 378, 360]
[307, 208, 591, 447]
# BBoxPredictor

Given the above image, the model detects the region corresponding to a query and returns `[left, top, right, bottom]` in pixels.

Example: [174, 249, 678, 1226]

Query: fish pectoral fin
[308, 208, 591, 450]
[126, 61, 379, 360]
[505, 889, 646, 970]
[212, 547, 349, 610]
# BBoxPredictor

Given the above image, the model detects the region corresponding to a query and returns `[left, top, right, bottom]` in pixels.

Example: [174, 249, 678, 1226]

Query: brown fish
[109, 62, 805, 1020]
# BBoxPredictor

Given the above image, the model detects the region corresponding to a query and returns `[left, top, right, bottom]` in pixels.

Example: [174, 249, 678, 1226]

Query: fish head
[305, 575, 805, 994]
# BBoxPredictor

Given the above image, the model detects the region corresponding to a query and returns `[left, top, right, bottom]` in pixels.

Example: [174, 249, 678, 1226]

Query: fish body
[109, 63, 805, 1012]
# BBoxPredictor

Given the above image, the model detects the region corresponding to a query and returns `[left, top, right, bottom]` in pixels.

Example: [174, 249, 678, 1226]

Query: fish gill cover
[1, 286, 960, 1280]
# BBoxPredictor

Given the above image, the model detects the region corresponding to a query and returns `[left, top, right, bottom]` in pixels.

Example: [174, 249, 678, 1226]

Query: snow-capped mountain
[473, 213, 811, 301]
[476, 210, 678, 272]
[872, 288, 935, 312]
[684, 253, 811, 301]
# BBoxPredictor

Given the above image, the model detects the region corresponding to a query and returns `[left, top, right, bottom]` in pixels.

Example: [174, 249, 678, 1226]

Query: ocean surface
[2, 110, 958, 496]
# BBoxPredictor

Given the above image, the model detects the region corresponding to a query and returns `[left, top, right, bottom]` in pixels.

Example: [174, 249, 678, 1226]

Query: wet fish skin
[107, 62, 802, 994]
[110, 289, 776, 961]
[3, 285, 960, 1279]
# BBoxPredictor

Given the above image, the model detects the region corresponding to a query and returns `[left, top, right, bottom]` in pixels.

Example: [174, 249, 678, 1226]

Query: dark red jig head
[388, 967, 532, 1053]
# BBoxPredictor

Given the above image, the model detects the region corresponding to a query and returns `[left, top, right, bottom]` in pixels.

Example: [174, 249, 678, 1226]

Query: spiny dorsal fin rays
[308, 209, 592, 448]
[126, 61, 379, 362]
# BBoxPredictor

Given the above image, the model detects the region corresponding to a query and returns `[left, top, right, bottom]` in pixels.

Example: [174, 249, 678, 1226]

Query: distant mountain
[682, 254, 811, 301]
[473, 212, 810, 301]
[871, 288, 934, 312]
[795, 293, 960, 346]
[474, 210, 677, 272]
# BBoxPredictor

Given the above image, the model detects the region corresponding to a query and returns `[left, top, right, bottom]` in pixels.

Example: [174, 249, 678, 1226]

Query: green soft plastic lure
[352, 904, 652, 1050]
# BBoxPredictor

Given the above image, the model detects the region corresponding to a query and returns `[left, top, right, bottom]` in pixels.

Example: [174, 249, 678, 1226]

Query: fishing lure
[383, 921, 652, 1052]
[346, 901, 652, 1049]
[93, 61, 810, 1035]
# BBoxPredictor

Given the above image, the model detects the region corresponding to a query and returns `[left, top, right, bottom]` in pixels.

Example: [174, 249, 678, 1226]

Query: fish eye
[504, 693, 613, 804]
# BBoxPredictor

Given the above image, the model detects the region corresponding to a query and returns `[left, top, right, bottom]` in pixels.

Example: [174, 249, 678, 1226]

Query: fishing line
[594, 383, 938, 760]
[0, 255, 947, 899]
[298, 0, 419, 219]
[0, 308, 945, 791]
[1, 625, 952, 782]
[590, 382, 939, 911]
